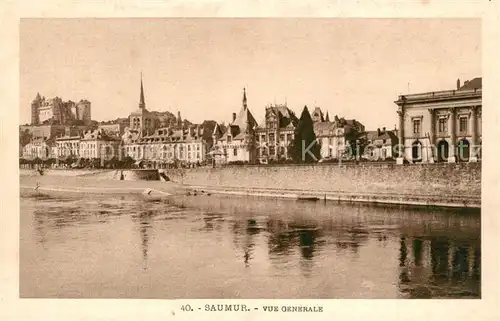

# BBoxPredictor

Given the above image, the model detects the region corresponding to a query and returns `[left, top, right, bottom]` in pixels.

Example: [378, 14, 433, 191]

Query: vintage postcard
[1, 1, 500, 321]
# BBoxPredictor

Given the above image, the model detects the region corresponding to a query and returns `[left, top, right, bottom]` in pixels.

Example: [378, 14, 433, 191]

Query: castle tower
[31, 93, 41, 125]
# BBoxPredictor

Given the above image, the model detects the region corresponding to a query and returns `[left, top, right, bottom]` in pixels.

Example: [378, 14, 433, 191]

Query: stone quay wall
[165, 163, 481, 207]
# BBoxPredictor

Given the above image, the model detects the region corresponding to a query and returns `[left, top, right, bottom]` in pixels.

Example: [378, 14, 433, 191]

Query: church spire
[139, 72, 145, 109]
[325, 111, 330, 122]
[242, 87, 247, 109]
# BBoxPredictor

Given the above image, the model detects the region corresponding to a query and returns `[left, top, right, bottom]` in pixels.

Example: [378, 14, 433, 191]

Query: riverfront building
[394, 77, 482, 164]
[314, 115, 365, 160]
[122, 125, 207, 167]
[212, 88, 258, 164]
[79, 128, 121, 160]
[56, 135, 81, 158]
[21, 136, 57, 159]
[254, 103, 298, 163]
[362, 128, 399, 160]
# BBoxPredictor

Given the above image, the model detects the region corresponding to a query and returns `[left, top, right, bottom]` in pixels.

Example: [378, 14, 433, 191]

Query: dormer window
[227, 136, 232, 143]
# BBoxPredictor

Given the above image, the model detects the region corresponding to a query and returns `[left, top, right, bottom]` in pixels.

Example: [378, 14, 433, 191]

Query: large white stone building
[122, 125, 207, 167]
[394, 77, 482, 164]
[79, 128, 121, 160]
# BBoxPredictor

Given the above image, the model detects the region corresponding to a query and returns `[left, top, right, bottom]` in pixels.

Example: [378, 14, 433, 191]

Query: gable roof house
[213, 88, 258, 164]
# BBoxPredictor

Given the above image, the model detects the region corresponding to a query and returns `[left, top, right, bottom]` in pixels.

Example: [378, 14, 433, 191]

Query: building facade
[79, 129, 121, 160]
[254, 103, 298, 163]
[56, 135, 81, 158]
[21, 137, 57, 159]
[362, 128, 399, 160]
[314, 113, 365, 160]
[212, 88, 258, 164]
[394, 78, 482, 164]
[122, 125, 207, 167]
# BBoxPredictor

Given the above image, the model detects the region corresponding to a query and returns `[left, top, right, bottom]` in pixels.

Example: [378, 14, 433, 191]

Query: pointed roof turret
[325, 111, 330, 122]
[139, 72, 145, 109]
[242, 87, 247, 109]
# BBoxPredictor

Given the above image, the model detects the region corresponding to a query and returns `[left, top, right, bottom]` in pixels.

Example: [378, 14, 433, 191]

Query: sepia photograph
[18, 18, 482, 301]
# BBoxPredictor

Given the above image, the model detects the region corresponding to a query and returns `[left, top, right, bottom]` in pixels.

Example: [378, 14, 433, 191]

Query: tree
[289, 106, 321, 163]
[344, 128, 368, 160]
[19, 129, 33, 147]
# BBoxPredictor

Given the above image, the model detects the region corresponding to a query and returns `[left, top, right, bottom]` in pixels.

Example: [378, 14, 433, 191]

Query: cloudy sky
[20, 18, 481, 130]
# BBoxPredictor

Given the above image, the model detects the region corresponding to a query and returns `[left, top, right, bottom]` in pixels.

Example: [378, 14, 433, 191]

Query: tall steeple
[177, 111, 182, 128]
[139, 72, 145, 109]
[242, 87, 247, 109]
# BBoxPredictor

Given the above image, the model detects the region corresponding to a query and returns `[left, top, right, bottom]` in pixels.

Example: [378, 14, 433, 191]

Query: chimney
[377, 128, 381, 136]
[232, 113, 236, 122]
[457, 78, 461, 90]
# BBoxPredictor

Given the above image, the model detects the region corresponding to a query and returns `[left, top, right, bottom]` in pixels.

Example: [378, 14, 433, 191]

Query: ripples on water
[20, 192, 480, 299]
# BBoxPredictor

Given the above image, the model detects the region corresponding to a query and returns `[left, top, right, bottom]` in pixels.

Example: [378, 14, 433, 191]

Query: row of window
[129, 151, 202, 160]
[255, 133, 294, 143]
[413, 117, 471, 135]
[127, 144, 201, 152]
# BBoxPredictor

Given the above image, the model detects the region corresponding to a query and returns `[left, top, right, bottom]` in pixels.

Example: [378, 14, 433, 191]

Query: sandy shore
[20, 175, 185, 198]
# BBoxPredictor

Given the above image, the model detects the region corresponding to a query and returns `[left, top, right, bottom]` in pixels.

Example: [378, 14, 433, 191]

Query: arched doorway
[436, 140, 449, 162]
[457, 139, 470, 162]
[412, 141, 422, 163]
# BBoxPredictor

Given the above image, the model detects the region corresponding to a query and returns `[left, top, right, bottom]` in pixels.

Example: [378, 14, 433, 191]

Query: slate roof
[221, 106, 258, 141]
[458, 77, 482, 91]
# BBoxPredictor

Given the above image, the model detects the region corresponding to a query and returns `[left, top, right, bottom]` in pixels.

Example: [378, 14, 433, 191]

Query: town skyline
[20, 18, 481, 129]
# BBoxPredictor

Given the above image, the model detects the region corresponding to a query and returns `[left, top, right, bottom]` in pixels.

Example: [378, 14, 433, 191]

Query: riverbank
[20, 175, 184, 198]
[19, 163, 481, 209]
[165, 163, 481, 209]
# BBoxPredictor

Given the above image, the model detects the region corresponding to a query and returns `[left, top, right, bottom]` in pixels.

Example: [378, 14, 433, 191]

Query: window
[227, 136, 232, 143]
[459, 117, 468, 133]
[269, 133, 275, 143]
[269, 146, 276, 155]
[287, 134, 292, 142]
[413, 119, 421, 134]
[188, 145, 191, 151]
[233, 148, 237, 156]
[197, 152, 200, 159]
[262, 135, 266, 142]
[280, 134, 285, 142]
[438, 118, 447, 133]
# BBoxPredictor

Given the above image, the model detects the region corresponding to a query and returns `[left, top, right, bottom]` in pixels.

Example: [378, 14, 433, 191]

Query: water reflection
[397, 235, 480, 298]
[20, 193, 481, 299]
[137, 211, 153, 271]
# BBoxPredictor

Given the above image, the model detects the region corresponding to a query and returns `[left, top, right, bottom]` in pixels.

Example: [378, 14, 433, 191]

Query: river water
[20, 191, 480, 299]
